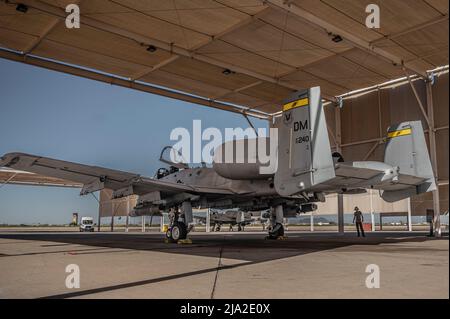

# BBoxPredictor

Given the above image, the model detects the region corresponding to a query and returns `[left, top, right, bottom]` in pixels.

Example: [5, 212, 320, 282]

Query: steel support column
[206, 208, 211, 233]
[426, 80, 441, 237]
[407, 198, 412, 232]
[370, 189, 376, 232]
[125, 199, 130, 232]
[335, 106, 344, 234]
[110, 214, 114, 232]
[337, 194, 344, 234]
[160, 215, 164, 233]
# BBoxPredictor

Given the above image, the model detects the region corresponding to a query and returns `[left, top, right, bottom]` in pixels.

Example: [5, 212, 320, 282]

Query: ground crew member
[353, 206, 366, 237]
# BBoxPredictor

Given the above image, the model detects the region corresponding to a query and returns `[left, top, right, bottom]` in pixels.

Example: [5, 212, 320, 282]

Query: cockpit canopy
[155, 166, 180, 179]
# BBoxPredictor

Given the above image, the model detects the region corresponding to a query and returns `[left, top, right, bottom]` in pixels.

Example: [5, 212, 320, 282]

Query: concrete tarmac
[0, 231, 448, 299]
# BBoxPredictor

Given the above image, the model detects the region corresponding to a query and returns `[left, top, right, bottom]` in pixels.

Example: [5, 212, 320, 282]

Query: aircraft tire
[166, 228, 176, 243]
[171, 221, 188, 241]
[268, 223, 284, 239]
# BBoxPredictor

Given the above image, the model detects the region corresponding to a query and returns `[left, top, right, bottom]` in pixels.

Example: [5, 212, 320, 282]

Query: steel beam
[363, 141, 380, 161]
[22, 0, 83, 54]
[23, 19, 60, 54]
[370, 15, 449, 45]
[18, 0, 305, 98]
[130, 55, 180, 81]
[0, 48, 269, 119]
[266, 0, 428, 78]
[404, 70, 431, 127]
[131, 7, 270, 82]
[212, 81, 263, 100]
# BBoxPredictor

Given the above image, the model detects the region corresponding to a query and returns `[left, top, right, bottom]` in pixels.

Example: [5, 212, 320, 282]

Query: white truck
[79, 217, 94, 232]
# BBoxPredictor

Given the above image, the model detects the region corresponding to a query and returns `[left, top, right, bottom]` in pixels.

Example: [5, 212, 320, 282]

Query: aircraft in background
[195, 209, 268, 231]
[0, 87, 436, 242]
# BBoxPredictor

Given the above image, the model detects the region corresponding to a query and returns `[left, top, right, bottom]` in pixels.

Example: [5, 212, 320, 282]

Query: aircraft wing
[0, 152, 212, 196]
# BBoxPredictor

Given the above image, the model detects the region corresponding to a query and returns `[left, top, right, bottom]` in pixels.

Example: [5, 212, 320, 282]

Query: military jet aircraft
[195, 209, 261, 231]
[0, 87, 436, 242]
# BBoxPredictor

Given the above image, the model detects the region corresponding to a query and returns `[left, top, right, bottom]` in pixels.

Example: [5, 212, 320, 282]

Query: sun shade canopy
[0, 0, 448, 118]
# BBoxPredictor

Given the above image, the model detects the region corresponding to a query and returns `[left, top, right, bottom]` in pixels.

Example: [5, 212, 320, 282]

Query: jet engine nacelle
[212, 138, 276, 180]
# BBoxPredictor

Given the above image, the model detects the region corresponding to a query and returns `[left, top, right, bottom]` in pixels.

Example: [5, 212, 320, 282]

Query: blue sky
[0, 59, 267, 224]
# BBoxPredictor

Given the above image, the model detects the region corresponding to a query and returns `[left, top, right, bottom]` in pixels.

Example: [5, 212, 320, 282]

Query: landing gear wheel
[167, 221, 187, 243]
[165, 228, 175, 243]
[267, 223, 284, 239]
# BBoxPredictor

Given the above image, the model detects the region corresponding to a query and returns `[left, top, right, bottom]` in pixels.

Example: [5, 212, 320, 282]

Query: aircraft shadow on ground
[0, 232, 447, 299]
[0, 232, 447, 263]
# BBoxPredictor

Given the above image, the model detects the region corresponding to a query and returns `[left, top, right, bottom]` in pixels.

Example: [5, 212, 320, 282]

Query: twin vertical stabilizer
[274, 87, 335, 196]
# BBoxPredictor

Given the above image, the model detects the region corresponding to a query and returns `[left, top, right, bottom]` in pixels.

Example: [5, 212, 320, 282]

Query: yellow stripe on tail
[387, 128, 412, 138]
[283, 97, 309, 112]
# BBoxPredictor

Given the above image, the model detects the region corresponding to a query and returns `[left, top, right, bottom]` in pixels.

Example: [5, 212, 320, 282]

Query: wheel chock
[177, 239, 193, 245]
[277, 235, 288, 240]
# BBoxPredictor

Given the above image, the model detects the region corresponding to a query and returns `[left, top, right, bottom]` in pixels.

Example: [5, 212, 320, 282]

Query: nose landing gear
[166, 221, 188, 243]
[165, 201, 194, 244]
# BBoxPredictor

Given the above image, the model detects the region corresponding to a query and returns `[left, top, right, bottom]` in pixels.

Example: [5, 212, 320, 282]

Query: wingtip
[0, 152, 25, 167]
[0, 153, 11, 167]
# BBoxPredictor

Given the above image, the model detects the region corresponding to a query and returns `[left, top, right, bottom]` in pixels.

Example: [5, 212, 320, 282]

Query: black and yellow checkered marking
[387, 127, 412, 139]
[283, 97, 309, 112]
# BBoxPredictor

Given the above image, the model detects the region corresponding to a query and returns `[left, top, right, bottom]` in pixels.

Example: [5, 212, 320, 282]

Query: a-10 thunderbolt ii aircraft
[0, 87, 436, 242]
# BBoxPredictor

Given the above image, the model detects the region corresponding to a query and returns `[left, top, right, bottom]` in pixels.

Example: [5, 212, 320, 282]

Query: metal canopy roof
[0, 168, 82, 187]
[0, 0, 448, 118]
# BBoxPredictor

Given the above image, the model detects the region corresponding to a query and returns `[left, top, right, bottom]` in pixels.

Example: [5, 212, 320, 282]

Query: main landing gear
[266, 204, 286, 240]
[166, 221, 188, 243]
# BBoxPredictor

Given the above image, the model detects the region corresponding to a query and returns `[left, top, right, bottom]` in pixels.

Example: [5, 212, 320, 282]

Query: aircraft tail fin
[274, 87, 335, 196]
[382, 121, 436, 201]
